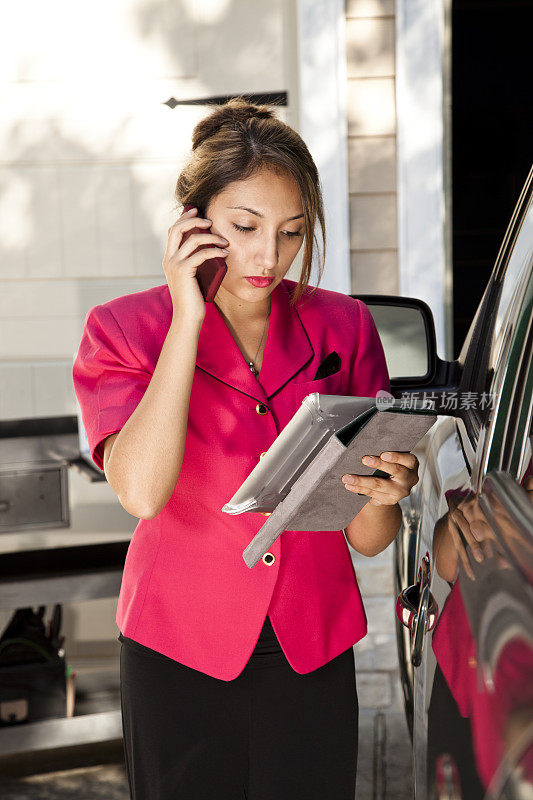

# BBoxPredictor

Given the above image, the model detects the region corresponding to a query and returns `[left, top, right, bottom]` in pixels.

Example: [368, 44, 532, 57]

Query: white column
[395, 0, 452, 359]
[295, 0, 351, 295]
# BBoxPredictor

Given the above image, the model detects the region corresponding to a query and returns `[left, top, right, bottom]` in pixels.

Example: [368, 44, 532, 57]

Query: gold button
[255, 403, 268, 415]
[259, 451, 267, 460]
[262, 552, 275, 566]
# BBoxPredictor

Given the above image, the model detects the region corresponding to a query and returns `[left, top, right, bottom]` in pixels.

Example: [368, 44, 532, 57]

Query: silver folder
[221, 393, 437, 568]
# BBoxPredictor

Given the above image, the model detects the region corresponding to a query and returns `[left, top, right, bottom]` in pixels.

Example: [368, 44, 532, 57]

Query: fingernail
[186, 207, 197, 213]
[473, 547, 483, 563]
[381, 452, 392, 461]
[362, 456, 375, 465]
[342, 475, 354, 485]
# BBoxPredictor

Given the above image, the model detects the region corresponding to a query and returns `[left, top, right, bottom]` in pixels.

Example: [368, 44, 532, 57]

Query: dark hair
[173, 96, 326, 306]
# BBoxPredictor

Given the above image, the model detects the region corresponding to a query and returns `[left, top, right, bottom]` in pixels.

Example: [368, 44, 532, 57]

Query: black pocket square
[312, 351, 342, 380]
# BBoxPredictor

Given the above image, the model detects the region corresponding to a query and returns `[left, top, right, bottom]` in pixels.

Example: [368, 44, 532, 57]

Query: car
[354, 163, 533, 799]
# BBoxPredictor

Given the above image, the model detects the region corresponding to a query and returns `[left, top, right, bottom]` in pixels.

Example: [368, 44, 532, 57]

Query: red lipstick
[246, 277, 274, 287]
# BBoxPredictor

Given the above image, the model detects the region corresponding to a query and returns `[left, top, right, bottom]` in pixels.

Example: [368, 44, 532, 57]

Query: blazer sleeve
[72, 304, 152, 470]
[346, 299, 391, 398]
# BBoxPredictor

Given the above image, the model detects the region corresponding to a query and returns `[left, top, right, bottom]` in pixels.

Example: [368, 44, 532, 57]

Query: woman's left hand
[341, 451, 420, 506]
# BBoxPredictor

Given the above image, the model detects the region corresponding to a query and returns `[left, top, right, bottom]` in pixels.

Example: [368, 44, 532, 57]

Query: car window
[476, 265, 533, 485]
[484, 198, 533, 412]
[459, 176, 533, 447]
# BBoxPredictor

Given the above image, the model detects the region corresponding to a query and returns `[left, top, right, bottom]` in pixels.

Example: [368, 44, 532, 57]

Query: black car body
[359, 164, 533, 799]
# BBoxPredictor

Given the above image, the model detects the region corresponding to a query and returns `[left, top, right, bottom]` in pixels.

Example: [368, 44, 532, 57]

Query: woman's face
[205, 168, 305, 306]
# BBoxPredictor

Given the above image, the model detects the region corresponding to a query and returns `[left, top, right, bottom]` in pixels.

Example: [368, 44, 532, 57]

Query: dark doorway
[451, 0, 532, 357]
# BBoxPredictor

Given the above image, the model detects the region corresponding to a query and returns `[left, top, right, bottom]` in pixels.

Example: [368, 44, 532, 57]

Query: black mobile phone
[181, 203, 228, 302]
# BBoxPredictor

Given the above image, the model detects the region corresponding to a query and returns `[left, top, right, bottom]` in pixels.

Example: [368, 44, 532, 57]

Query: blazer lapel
[196, 279, 314, 403]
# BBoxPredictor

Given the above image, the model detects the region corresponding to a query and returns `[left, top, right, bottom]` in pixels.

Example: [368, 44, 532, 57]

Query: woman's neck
[214, 290, 271, 330]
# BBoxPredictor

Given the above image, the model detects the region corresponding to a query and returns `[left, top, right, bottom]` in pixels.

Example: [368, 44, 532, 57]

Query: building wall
[0, 0, 398, 420]
[345, 0, 398, 295]
[0, 0, 297, 423]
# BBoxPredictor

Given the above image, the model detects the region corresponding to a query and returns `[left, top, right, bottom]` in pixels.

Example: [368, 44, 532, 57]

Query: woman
[72, 97, 419, 800]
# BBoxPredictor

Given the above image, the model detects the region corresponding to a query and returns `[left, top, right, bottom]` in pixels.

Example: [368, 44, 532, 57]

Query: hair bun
[192, 97, 275, 150]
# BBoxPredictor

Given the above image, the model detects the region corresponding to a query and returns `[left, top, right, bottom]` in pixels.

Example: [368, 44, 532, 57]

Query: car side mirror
[351, 294, 439, 384]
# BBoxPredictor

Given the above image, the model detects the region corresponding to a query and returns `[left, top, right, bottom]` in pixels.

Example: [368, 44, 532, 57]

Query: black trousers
[118, 615, 359, 800]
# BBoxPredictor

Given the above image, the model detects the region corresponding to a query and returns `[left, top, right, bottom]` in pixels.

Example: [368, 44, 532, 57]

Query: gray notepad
[222, 394, 382, 515]
[236, 397, 437, 568]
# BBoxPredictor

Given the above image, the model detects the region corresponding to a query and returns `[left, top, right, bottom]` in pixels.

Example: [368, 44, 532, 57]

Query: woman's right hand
[162, 207, 230, 323]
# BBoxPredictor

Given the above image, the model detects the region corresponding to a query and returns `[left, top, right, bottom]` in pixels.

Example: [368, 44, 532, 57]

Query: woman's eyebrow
[227, 205, 304, 222]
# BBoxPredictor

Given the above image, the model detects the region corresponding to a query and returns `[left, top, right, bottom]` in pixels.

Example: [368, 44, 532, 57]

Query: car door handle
[396, 552, 439, 667]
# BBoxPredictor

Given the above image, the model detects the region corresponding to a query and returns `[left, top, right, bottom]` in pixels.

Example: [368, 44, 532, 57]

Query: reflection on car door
[399, 173, 533, 799]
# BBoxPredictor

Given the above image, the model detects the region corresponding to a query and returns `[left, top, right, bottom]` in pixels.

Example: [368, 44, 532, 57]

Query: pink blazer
[72, 278, 390, 680]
